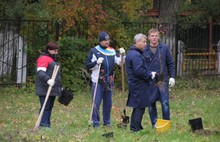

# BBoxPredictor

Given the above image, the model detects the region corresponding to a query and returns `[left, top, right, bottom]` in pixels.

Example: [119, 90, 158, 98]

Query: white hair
[133, 33, 147, 44]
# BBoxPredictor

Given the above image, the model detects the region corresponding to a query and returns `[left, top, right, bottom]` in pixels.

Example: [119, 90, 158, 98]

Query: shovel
[117, 53, 129, 128]
[88, 64, 102, 129]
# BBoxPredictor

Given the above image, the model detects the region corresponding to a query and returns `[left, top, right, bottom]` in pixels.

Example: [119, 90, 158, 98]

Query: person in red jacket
[35, 42, 62, 128]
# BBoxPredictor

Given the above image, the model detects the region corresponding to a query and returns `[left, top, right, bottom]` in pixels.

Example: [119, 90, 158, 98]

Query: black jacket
[35, 52, 62, 96]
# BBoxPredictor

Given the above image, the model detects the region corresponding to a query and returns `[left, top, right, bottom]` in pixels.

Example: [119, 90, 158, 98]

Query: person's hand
[151, 72, 157, 79]
[47, 79, 55, 86]
[119, 48, 125, 54]
[169, 78, 175, 87]
[97, 57, 104, 65]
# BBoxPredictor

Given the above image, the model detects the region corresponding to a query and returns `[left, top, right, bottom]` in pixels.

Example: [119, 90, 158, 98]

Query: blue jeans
[39, 96, 55, 127]
[148, 84, 170, 126]
[91, 82, 112, 127]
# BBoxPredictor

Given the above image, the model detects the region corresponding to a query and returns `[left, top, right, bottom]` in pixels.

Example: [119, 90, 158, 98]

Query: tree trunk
[159, 0, 180, 23]
[157, 0, 181, 63]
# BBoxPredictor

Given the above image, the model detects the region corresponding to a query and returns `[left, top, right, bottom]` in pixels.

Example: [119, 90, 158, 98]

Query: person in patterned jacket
[85, 31, 125, 127]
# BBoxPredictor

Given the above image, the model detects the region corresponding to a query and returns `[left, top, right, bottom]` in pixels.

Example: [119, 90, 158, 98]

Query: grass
[0, 77, 220, 142]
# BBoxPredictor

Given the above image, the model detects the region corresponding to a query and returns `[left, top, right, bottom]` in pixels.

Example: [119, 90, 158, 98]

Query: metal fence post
[16, 36, 27, 84]
[177, 40, 184, 77]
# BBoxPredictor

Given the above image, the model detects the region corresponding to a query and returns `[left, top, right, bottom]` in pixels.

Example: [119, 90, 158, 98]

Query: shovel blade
[122, 115, 129, 124]
[122, 109, 129, 124]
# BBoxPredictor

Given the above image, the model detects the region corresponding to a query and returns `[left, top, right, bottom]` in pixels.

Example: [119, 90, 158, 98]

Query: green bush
[58, 36, 96, 91]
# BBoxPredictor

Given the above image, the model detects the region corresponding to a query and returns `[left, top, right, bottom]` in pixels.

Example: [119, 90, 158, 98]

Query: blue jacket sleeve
[85, 48, 97, 70]
[166, 47, 175, 78]
[132, 53, 152, 80]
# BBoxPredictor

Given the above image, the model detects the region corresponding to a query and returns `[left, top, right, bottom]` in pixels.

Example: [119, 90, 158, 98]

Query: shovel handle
[88, 64, 101, 127]
[120, 53, 126, 110]
[34, 65, 60, 131]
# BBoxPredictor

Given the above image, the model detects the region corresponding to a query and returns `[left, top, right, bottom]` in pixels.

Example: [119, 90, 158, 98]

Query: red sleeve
[36, 55, 54, 68]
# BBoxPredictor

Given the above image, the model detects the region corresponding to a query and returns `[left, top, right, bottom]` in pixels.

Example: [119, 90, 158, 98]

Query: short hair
[133, 33, 147, 44]
[148, 28, 159, 35]
[46, 42, 59, 50]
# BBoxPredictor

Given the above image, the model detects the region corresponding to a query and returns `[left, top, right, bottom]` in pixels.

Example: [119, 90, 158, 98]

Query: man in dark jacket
[85, 31, 125, 127]
[35, 42, 62, 128]
[143, 28, 175, 127]
[125, 33, 156, 132]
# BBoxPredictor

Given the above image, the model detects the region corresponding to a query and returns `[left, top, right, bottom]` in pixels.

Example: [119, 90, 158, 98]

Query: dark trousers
[130, 108, 145, 132]
[39, 96, 55, 127]
[91, 82, 112, 127]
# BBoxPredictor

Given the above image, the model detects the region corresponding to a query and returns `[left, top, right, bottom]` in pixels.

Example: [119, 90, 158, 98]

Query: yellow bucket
[155, 119, 171, 133]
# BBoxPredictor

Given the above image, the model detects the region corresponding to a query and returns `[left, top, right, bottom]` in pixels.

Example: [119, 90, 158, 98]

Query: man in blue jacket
[85, 31, 125, 127]
[125, 33, 156, 132]
[143, 28, 175, 127]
